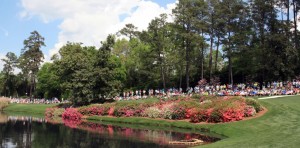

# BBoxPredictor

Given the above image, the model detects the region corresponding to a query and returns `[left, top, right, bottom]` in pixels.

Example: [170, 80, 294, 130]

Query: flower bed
[46, 96, 264, 123]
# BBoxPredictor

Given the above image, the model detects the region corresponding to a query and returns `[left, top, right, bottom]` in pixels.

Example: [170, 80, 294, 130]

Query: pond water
[0, 112, 221, 148]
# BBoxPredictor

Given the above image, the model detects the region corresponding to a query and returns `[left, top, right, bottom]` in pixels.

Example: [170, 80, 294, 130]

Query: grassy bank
[4, 103, 56, 115]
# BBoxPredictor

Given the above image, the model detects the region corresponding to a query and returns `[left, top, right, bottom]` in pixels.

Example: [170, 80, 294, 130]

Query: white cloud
[20, 0, 176, 60]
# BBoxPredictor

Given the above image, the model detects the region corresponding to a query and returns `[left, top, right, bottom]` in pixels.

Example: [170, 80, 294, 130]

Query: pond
[0, 112, 222, 148]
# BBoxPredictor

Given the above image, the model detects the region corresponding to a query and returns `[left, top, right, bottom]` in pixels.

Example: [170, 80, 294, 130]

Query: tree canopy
[1, 0, 300, 104]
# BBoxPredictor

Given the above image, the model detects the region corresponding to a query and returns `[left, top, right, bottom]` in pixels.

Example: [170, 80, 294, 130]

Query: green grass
[196, 95, 300, 148]
[3, 103, 56, 116]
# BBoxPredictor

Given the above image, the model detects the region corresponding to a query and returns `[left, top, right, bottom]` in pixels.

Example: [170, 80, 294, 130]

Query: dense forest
[1, 0, 300, 104]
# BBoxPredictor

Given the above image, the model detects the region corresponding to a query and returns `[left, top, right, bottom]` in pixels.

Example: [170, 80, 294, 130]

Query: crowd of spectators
[114, 80, 300, 101]
[5, 80, 300, 103]
[8, 97, 64, 104]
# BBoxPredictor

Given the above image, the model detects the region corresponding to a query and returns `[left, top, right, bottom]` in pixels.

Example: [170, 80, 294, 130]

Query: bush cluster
[245, 98, 263, 112]
[46, 96, 264, 123]
[62, 108, 82, 120]
[0, 97, 10, 111]
[45, 107, 65, 119]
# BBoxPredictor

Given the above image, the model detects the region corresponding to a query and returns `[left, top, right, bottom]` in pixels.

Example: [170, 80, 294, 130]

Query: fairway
[4, 103, 56, 116]
[199, 95, 300, 148]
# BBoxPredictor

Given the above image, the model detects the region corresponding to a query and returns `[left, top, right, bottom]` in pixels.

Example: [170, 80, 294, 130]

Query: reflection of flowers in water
[45, 117, 62, 125]
[44, 119, 220, 146]
[63, 119, 82, 128]
[74, 122, 220, 145]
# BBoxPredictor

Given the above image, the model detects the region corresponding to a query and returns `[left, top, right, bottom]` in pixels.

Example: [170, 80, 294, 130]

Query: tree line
[1, 0, 300, 104]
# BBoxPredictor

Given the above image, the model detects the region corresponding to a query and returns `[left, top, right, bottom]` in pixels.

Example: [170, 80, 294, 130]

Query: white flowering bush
[142, 107, 161, 118]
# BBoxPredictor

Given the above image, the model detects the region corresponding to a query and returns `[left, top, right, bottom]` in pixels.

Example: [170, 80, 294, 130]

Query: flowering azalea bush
[244, 105, 257, 117]
[62, 108, 82, 120]
[170, 104, 186, 120]
[220, 107, 244, 122]
[45, 108, 55, 118]
[79, 106, 110, 116]
[161, 103, 174, 119]
[108, 107, 115, 116]
[142, 107, 161, 118]
[245, 98, 263, 112]
[189, 96, 256, 123]
[113, 105, 144, 117]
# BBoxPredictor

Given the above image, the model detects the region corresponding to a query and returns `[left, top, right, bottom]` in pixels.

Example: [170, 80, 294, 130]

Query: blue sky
[0, 0, 176, 70]
[0, 1, 57, 55]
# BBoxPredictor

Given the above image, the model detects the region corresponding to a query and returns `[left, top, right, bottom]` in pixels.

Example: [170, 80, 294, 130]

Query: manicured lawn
[4, 103, 56, 116]
[199, 95, 300, 148]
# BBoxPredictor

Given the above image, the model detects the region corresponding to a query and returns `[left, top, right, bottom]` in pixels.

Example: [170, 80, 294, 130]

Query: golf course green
[199, 95, 300, 148]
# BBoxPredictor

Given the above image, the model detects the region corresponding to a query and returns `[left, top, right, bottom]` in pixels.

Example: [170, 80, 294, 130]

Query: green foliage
[19, 30, 45, 97]
[1, 52, 18, 97]
[245, 98, 263, 112]
[36, 63, 61, 98]
[55, 43, 96, 105]
[142, 107, 161, 118]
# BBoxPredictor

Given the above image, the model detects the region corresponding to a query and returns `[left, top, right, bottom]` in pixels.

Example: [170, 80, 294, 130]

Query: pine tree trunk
[293, 0, 298, 50]
[186, 42, 190, 90]
[209, 36, 214, 83]
[228, 32, 233, 85]
[215, 36, 220, 72]
[201, 31, 204, 80]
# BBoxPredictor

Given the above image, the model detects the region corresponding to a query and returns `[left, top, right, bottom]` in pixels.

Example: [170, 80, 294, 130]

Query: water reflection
[0, 113, 221, 148]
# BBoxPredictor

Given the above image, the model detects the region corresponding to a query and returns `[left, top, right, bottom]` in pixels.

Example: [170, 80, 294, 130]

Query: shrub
[190, 108, 209, 123]
[207, 110, 222, 123]
[78, 106, 109, 116]
[59, 96, 263, 123]
[46, 108, 65, 119]
[0, 97, 9, 111]
[161, 103, 174, 119]
[108, 107, 114, 116]
[171, 104, 186, 120]
[221, 107, 244, 122]
[53, 108, 65, 117]
[189, 97, 247, 123]
[244, 105, 257, 117]
[246, 98, 263, 112]
[124, 109, 135, 117]
[62, 108, 82, 120]
[45, 108, 55, 118]
[112, 101, 147, 117]
[142, 107, 161, 118]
